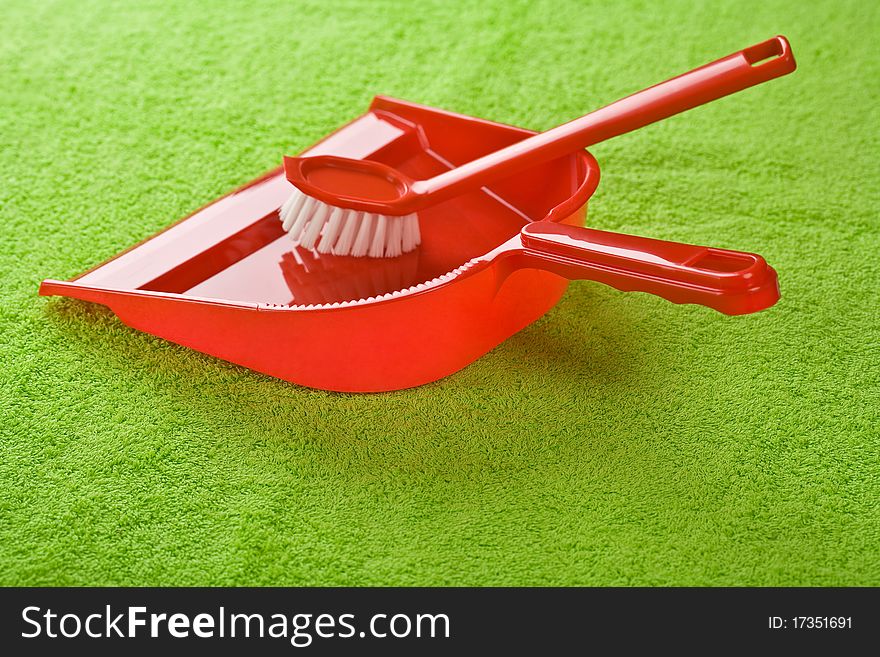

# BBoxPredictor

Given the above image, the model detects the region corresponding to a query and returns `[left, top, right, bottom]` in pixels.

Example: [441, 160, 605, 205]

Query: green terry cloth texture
[1, 0, 878, 586]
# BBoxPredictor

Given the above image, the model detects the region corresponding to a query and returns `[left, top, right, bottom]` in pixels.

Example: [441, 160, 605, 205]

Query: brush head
[280, 155, 421, 258]
[279, 187, 420, 257]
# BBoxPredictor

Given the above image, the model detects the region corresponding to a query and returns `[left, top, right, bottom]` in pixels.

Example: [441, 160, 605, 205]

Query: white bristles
[278, 188, 421, 258]
[332, 210, 361, 255]
[299, 202, 330, 249]
[368, 214, 387, 258]
[281, 189, 308, 232]
[400, 216, 419, 253]
[351, 212, 377, 257]
[386, 216, 403, 258]
[316, 206, 345, 253]
[410, 214, 420, 248]
[287, 195, 316, 239]
[279, 193, 296, 220]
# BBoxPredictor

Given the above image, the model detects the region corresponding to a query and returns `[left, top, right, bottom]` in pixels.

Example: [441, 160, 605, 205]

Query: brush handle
[412, 36, 795, 204]
[519, 222, 779, 315]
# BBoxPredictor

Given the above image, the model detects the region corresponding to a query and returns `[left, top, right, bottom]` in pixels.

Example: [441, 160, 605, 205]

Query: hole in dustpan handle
[519, 222, 780, 315]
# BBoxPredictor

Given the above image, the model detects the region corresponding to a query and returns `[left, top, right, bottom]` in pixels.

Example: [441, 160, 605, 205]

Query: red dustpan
[40, 96, 780, 392]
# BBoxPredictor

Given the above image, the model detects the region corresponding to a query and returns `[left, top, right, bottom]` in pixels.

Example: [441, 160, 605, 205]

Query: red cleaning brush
[280, 36, 794, 258]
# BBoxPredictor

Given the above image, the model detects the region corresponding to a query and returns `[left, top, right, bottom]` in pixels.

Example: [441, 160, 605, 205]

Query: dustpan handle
[413, 36, 795, 204]
[519, 222, 779, 315]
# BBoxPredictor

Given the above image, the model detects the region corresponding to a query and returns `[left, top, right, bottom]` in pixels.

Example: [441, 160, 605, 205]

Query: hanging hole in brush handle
[743, 35, 795, 71]
[415, 36, 796, 205]
[519, 222, 780, 315]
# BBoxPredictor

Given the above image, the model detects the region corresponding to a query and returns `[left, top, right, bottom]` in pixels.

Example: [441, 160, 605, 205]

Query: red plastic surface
[516, 223, 778, 315]
[40, 95, 780, 392]
[284, 36, 796, 215]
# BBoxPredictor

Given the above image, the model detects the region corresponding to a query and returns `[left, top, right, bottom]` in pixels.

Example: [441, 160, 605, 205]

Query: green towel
[1, 0, 877, 585]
